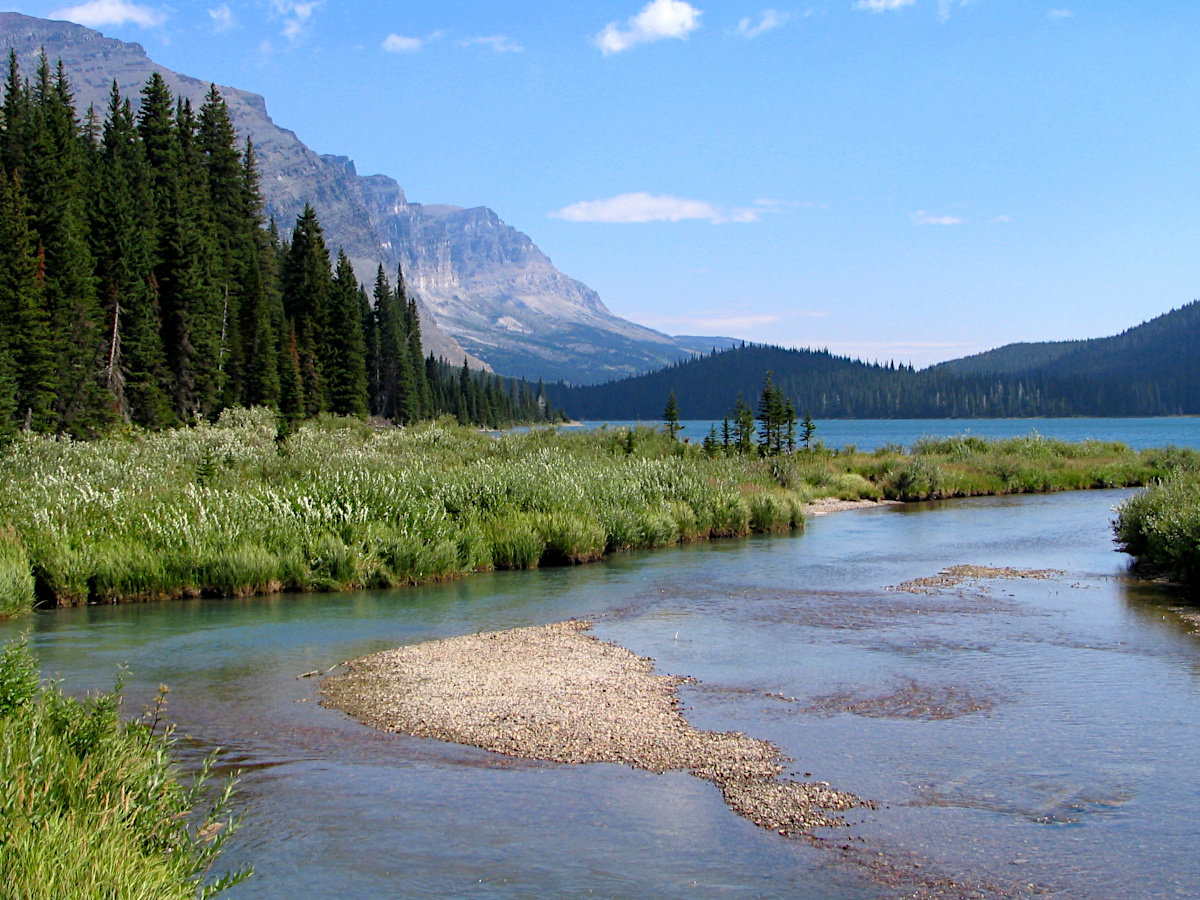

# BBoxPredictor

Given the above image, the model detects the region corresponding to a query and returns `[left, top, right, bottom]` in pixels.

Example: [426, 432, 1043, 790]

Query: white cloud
[50, 0, 166, 28]
[550, 193, 757, 224]
[854, 0, 915, 11]
[911, 210, 964, 225]
[992, 214, 1013, 223]
[269, 0, 319, 41]
[737, 9, 788, 38]
[1047, 8, 1072, 18]
[382, 33, 424, 53]
[208, 3, 234, 32]
[596, 0, 702, 55]
[460, 35, 524, 53]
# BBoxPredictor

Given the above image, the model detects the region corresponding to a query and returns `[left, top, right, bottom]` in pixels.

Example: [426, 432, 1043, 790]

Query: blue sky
[11, 0, 1200, 365]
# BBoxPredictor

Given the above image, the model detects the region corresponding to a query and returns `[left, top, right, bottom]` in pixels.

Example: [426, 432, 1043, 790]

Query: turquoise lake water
[4, 487, 1200, 897]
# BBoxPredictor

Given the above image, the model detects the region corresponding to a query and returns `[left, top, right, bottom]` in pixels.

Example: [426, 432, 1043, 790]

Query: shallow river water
[5, 489, 1200, 898]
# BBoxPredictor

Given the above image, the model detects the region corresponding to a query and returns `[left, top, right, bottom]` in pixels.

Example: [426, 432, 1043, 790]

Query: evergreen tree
[325, 250, 369, 417]
[0, 172, 55, 430]
[240, 141, 281, 409]
[733, 395, 754, 454]
[280, 204, 331, 417]
[95, 83, 173, 427]
[663, 390, 681, 439]
[22, 53, 109, 433]
[800, 411, 816, 451]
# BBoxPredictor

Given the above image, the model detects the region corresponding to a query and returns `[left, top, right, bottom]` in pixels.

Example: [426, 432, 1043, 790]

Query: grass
[0, 407, 1187, 616]
[0, 636, 249, 899]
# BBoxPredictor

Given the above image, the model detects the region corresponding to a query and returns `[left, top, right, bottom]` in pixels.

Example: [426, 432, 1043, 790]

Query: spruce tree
[281, 204, 332, 417]
[95, 83, 174, 427]
[22, 54, 109, 433]
[325, 250, 369, 417]
[0, 172, 55, 430]
[663, 391, 681, 439]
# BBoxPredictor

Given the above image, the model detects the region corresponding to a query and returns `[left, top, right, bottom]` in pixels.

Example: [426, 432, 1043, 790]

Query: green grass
[1115, 467, 1200, 584]
[0, 408, 1184, 615]
[0, 637, 249, 899]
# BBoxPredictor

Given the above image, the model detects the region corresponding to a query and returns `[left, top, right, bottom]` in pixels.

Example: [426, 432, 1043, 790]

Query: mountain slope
[549, 303, 1200, 420]
[0, 13, 706, 383]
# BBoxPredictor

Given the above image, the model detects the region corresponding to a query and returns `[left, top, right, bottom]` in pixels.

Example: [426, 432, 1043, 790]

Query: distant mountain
[0, 13, 717, 383]
[549, 303, 1200, 420]
[934, 301, 1200, 385]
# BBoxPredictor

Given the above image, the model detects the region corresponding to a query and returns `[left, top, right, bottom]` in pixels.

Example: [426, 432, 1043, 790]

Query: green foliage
[1115, 471, 1200, 584]
[0, 638, 249, 898]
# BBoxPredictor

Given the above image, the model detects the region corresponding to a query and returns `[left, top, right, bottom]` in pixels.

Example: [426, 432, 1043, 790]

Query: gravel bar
[321, 620, 864, 834]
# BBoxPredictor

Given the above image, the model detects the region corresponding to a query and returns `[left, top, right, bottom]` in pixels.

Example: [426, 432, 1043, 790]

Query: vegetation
[0, 636, 249, 898]
[1115, 457, 1200, 585]
[0, 52, 556, 438]
[549, 304, 1200, 419]
[0, 408, 1179, 617]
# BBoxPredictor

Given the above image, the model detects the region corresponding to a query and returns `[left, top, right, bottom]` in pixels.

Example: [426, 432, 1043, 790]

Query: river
[3, 488, 1198, 898]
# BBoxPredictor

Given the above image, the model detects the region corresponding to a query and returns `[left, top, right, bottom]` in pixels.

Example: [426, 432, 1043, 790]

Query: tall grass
[0, 637, 249, 899]
[1115, 469, 1200, 584]
[0, 409, 1181, 615]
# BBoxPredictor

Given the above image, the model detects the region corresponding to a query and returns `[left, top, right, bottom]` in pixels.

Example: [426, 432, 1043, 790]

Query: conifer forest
[0, 52, 556, 438]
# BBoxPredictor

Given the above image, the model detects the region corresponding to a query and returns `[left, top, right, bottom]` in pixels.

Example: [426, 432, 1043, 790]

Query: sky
[7, 0, 1200, 366]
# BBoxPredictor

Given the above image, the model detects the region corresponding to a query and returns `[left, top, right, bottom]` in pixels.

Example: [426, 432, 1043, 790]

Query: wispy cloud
[460, 35, 524, 53]
[736, 9, 788, 38]
[382, 33, 425, 53]
[208, 3, 234, 32]
[911, 210, 963, 226]
[550, 193, 757, 224]
[1047, 8, 1072, 18]
[854, 0, 915, 11]
[992, 214, 1013, 223]
[50, 0, 166, 28]
[596, 0, 702, 55]
[269, 0, 320, 41]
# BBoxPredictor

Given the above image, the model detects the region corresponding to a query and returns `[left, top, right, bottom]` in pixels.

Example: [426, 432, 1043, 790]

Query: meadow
[0, 407, 1188, 617]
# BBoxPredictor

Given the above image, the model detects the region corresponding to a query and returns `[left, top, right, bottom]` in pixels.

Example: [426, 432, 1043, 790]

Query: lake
[4, 488, 1199, 898]
[573, 416, 1200, 452]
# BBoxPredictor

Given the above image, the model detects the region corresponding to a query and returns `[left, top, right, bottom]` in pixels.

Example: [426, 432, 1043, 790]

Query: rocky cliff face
[0, 13, 705, 383]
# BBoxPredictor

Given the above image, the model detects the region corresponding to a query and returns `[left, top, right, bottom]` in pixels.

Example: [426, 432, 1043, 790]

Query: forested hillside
[549, 323, 1200, 421]
[0, 52, 555, 436]
[934, 302, 1200, 384]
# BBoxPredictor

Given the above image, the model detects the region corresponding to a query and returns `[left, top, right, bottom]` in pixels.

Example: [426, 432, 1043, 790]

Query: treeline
[549, 341, 1200, 421]
[0, 52, 556, 436]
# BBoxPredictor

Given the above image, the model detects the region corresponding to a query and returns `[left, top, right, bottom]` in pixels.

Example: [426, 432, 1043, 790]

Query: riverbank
[320, 620, 865, 835]
[0, 638, 248, 898]
[0, 408, 1185, 617]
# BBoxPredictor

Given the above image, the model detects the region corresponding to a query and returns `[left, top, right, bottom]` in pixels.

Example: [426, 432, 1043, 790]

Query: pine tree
[281, 204, 332, 417]
[22, 53, 109, 433]
[733, 395, 754, 454]
[240, 141, 281, 409]
[0, 172, 55, 430]
[663, 391, 681, 439]
[95, 82, 174, 428]
[325, 250, 369, 417]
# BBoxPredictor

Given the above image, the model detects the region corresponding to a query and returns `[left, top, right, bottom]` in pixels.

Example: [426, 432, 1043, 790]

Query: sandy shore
[321, 620, 864, 834]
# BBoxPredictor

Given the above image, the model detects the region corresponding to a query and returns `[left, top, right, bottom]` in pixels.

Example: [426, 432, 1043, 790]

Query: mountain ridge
[0, 13, 712, 383]
[548, 302, 1200, 420]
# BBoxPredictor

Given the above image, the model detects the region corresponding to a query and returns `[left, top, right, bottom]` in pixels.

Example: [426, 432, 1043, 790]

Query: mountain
[548, 303, 1200, 420]
[0, 13, 712, 383]
[932, 301, 1200, 386]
